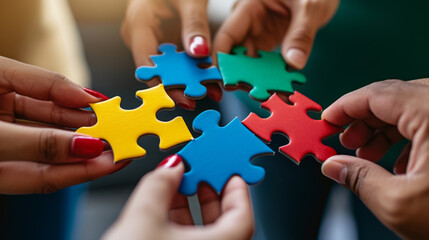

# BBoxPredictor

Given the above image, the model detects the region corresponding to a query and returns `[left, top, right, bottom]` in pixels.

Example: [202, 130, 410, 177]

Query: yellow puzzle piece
[77, 84, 193, 162]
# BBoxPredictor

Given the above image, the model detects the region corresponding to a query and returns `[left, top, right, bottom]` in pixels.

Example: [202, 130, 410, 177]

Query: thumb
[176, 0, 211, 57]
[281, 4, 325, 69]
[322, 155, 394, 202]
[122, 155, 185, 219]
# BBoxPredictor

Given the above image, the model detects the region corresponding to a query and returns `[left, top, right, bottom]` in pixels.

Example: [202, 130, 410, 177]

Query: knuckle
[186, 14, 208, 33]
[38, 130, 59, 162]
[38, 166, 60, 193]
[50, 105, 67, 126]
[289, 28, 315, 51]
[345, 163, 369, 197]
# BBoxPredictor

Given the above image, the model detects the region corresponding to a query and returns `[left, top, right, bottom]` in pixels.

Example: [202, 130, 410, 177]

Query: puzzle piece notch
[178, 110, 274, 195]
[242, 91, 343, 164]
[218, 46, 306, 101]
[77, 84, 193, 162]
[135, 43, 222, 99]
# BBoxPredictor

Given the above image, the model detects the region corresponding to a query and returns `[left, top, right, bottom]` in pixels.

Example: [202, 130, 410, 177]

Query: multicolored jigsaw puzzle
[76, 84, 193, 162]
[218, 46, 306, 101]
[242, 91, 343, 164]
[178, 110, 274, 195]
[135, 43, 222, 99]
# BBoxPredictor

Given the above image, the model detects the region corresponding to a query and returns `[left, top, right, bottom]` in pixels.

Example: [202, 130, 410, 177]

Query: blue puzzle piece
[178, 110, 274, 195]
[135, 43, 222, 99]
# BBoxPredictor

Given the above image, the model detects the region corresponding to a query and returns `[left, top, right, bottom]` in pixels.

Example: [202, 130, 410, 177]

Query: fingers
[0, 57, 103, 108]
[322, 155, 398, 213]
[175, 0, 210, 57]
[323, 80, 429, 140]
[14, 94, 97, 128]
[393, 143, 411, 174]
[197, 183, 221, 225]
[0, 121, 104, 163]
[122, 155, 185, 223]
[0, 151, 123, 194]
[212, 1, 252, 61]
[208, 176, 254, 240]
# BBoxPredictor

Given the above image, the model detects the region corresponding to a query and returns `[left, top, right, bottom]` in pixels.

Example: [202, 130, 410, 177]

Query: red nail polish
[157, 154, 182, 168]
[71, 136, 104, 158]
[207, 90, 222, 102]
[190, 36, 209, 56]
[83, 87, 109, 101]
[178, 102, 194, 110]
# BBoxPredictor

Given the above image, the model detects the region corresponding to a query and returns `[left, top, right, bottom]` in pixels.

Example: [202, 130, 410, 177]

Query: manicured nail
[83, 87, 109, 101]
[322, 159, 347, 185]
[207, 90, 222, 102]
[285, 48, 306, 69]
[189, 36, 209, 56]
[71, 136, 104, 158]
[177, 101, 194, 110]
[157, 154, 182, 168]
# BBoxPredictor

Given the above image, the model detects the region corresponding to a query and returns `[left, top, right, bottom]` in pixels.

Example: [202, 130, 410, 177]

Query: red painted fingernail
[71, 136, 104, 158]
[178, 102, 194, 110]
[207, 90, 222, 102]
[83, 87, 109, 101]
[190, 36, 209, 56]
[157, 154, 182, 169]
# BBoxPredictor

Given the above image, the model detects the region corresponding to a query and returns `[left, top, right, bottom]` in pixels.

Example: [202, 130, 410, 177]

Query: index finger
[322, 80, 429, 140]
[0, 57, 101, 108]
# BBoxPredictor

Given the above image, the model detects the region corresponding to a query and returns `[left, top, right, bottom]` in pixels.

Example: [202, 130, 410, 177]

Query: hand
[103, 155, 254, 240]
[213, 0, 339, 69]
[0, 56, 127, 194]
[321, 79, 429, 239]
[121, 0, 222, 110]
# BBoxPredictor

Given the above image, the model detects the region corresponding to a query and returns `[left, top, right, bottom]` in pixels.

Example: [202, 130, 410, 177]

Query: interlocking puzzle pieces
[135, 43, 222, 99]
[242, 91, 343, 164]
[218, 46, 306, 101]
[76, 84, 193, 162]
[178, 110, 274, 195]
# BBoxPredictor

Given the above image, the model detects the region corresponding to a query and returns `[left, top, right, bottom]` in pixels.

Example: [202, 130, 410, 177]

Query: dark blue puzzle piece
[135, 43, 222, 99]
[178, 110, 274, 195]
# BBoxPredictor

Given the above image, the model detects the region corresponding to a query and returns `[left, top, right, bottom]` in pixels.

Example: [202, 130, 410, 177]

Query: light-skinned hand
[103, 154, 254, 240]
[121, 0, 223, 110]
[213, 0, 339, 69]
[0, 56, 128, 194]
[322, 79, 429, 240]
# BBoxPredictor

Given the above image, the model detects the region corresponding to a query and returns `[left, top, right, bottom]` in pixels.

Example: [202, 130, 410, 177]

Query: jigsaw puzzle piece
[242, 92, 342, 164]
[178, 110, 273, 195]
[218, 46, 306, 101]
[77, 84, 193, 162]
[135, 43, 222, 99]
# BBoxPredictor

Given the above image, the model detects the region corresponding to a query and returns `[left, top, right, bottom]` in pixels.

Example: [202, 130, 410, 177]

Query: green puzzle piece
[217, 46, 306, 101]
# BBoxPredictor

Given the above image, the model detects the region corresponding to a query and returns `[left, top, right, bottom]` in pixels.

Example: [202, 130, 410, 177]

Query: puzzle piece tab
[77, 84, 193, 162]
[135, 43, 222, 99]
[242, 92, 342, 164]
[178, 110, 273, 195]
[218, 46, 306, 101]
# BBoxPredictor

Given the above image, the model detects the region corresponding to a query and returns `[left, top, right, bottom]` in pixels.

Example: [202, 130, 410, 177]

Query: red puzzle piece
[242, 91, 343, 164]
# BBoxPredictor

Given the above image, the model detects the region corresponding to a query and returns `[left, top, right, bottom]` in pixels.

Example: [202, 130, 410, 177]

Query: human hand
[0, 56, 128, 194]
[121, 0, 222, 110]
[103, 154, 254, 240]
[213, 0, 339, 69]
[321, 79, 429, 239]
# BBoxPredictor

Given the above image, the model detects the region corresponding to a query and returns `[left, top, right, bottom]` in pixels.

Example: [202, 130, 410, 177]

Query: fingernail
[71, 136, 104, 158]
[322, 159, 347, 185]
[189, 36, 209, 56]
[285, 48, 306, 69]
[83, 87, 109, 101]
[157, 154, 182, 169]
[207, 90, 222, 102]
[177, 101, 194, 110]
